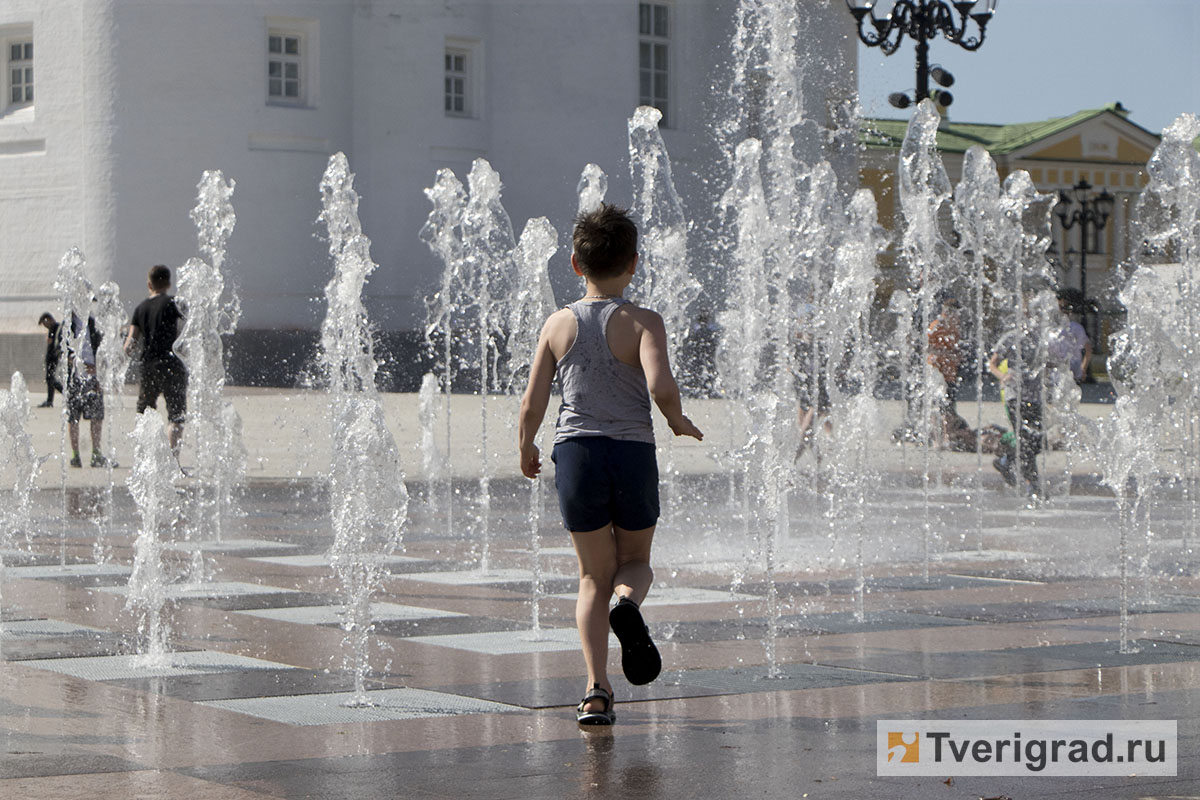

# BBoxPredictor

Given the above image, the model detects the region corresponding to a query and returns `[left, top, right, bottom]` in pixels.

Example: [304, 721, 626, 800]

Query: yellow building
[860, 102, 1161, 376]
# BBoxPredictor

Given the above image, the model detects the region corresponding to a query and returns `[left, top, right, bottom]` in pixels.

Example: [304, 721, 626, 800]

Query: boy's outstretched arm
[639, 312, 703, 441]
[518, 319, 558, 478]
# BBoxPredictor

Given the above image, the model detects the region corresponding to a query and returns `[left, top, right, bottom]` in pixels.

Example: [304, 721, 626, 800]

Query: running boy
[518, 203, 703, 726]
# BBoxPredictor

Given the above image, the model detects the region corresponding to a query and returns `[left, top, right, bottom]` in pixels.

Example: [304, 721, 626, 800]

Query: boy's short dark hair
[38, 312, 54, 326]
[148, 264, 172, 291]
[572, 203, 638, 280]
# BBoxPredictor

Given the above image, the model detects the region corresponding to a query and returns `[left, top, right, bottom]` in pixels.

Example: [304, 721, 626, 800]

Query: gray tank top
[554, 298, 654, 445]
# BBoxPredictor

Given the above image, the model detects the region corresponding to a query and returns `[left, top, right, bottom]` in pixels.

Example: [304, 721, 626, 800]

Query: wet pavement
[1, 389, 1199, 798]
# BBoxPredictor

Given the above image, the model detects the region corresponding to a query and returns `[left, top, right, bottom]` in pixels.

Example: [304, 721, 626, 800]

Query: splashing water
[417, 372, 444, 505]
[317, 152, 409, 706]
[175, 170, 245, 583]
[716, 0, 868, 675]
[0, 373, 38, 547]
[506, 218, 558, 391]
[319, 154, 380, 397]
[0, 373, 32, 657]
[715, 137, 774, 629]
[627, 106, 697, 359]
[126, 412, 183, 667]
[895, 101, 956, 577]
[420, 168, 468, 541]
[1098, 114, 1200, 652]
[192, 169, 237, 271]
[328, 394, 408, 705]
[508, 217, 558, 634]
[628, 106, 699, 525]
[952, 146, 1004, 544]
[422, 159, 518, 574]
[93, 281, 130, 563]
[577, 164, 608, 215]
[1132, 113, 1200, 552]
[461, 159, 519, 574]
[823, 190, 888, 620]
[52, 248, 95, 565]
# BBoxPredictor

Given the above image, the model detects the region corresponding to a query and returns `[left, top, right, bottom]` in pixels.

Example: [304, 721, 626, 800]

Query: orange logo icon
[887, 732, 919, 763]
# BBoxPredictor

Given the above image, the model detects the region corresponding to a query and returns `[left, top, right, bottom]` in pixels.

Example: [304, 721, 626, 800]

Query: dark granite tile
[1026, 638, 1200, 667]
[487, 578, 579, 595]
[816, 647, 1085, 679]
[440, 662, 919, 710]
[820, 639, 1200, 680]
[0, 698, 105, 720]
[652, 618, 817, 644]
[786, 609, 979, 634]
[0, 752, 145, 780]
[842, 574, 1022, 592]
[434, 673, 726, 709]
[182, 591, 337, 611]
[2, 633, 130, 662]
[371, 615, 530, 638]
[0, 551, 63, 568]
[920, 601, 1115, 623]
[737, 573, 1012, 597]
[677, 663, 922, 694]
[6, 572, 132, 588]
[1059, 595, 1200, 615]
[106, 667, 392, 703]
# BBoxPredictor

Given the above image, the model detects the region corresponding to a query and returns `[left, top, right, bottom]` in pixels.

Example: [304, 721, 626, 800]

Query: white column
[79, 0, 117, 282]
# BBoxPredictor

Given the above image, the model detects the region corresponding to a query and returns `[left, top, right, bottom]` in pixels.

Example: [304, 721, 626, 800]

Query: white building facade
[0, 0, 854, 386]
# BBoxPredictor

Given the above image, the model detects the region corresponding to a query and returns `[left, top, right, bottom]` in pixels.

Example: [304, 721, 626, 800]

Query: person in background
[64, 312, 112, 467]
[37, 312, 63, 408]
[125, 265, 188, 460]
[927, 293, 968, 448]
[1048, 289, 1092, 384]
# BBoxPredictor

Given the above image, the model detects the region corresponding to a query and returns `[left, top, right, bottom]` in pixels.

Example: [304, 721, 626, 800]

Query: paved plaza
[1, 388, 1199, 798]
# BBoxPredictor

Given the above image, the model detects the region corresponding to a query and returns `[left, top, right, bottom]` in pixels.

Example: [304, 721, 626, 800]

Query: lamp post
[1055, 178, 1115, 360]
[845, 0, 997, 110]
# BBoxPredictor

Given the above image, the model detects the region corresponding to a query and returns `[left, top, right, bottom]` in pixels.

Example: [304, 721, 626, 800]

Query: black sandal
[576, 683, 615, 725]
[609, 596, 662, 685]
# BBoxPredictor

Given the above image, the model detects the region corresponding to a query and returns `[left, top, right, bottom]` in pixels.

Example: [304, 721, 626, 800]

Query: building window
[268, 31, 304, 103]
[1, 27, 32, 115]
[9, 40, 31, 106]
[639, 3, 669, 126]
[444, 48, 470, 117]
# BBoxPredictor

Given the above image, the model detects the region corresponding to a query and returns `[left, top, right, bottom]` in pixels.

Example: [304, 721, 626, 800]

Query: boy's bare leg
[68, 421, 80, 455]
[571, 526, 618, 712]
[612, 525, 655, 605]
[168, 422, 184, 460]
[90, 419, 103, 452]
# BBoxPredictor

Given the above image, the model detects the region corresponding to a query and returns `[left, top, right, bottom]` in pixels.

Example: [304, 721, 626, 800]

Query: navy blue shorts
[551, 437, 659, 532]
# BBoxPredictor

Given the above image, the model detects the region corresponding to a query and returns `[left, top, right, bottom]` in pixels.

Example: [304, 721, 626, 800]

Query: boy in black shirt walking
[124, 265, 188, 458]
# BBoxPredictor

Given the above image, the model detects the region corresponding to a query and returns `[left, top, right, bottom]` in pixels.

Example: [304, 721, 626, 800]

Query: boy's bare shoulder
[543, 307, 574, 330]
[542, 307, 576, 358]
[614, 303, 664, 330]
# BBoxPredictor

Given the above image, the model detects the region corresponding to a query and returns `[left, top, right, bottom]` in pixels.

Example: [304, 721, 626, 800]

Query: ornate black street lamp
[1055, 178, 1115, 353]
[845, 0, 998, 110]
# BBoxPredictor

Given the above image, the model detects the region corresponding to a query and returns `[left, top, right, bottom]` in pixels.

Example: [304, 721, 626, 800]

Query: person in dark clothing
[38, 312, 63, 407]
[124, 265, 187, 458]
